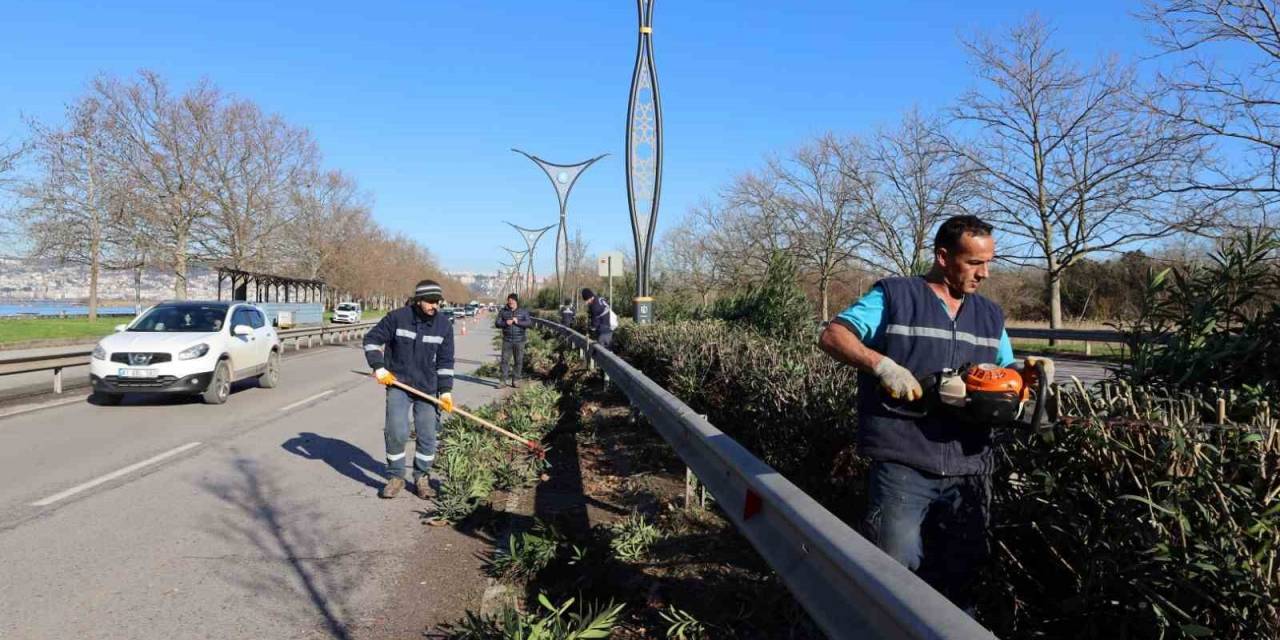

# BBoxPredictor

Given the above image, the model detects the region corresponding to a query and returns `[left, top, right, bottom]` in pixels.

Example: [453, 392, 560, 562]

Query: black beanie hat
[414, 279, 444, 302]
[580, 288, 595, 301]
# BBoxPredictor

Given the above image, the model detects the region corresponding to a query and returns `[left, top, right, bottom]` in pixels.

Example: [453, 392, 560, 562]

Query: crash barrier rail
[1005, 327, 1127, 357]
[0, 322, 377, 395]
[532, 318, 996, 640]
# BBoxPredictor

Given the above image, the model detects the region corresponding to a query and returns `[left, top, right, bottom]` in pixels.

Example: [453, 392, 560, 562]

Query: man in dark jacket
[494, 293, 531, 388]
[818, 215, 1054, 614]
[362, 279, 456, 499]
[581, 288, 614, 349]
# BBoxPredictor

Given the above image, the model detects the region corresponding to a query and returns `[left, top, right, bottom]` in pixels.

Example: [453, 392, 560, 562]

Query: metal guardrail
[532, 318, 995, 640]
[1005, 327, 1124, 342]
[0, 322, 377, 395]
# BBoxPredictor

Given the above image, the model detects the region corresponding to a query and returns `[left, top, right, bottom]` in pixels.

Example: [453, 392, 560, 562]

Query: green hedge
[609, 320, 1280, 639]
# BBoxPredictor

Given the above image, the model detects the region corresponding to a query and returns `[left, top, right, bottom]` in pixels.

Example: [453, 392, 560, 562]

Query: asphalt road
[0, 316, 506, 640]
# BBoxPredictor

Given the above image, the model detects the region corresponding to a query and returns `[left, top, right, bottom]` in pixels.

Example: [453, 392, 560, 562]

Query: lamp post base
[634, 297, 654, 324]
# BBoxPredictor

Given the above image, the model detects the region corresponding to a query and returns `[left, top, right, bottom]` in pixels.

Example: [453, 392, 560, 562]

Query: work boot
[415, 476, 435, 500]
[379, 476, 405, 499]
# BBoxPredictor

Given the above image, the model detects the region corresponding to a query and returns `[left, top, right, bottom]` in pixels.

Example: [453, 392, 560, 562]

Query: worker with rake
[362, 279, 456, 499]
[819, 215, 1055, 616]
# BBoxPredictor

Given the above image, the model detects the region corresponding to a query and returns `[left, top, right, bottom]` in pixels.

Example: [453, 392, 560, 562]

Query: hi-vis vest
[856, 276, 1005, 476]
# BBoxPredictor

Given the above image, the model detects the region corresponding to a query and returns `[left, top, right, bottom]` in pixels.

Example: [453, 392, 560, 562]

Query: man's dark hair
[507, 293, 519, 302]
[934, 215, 994, 254]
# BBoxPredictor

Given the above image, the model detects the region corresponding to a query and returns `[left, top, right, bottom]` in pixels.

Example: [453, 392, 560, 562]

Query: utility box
[276, 310, 295, 329]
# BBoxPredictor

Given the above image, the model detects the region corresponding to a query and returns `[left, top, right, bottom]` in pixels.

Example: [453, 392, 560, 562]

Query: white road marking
[0, 396, 85, 421]
[277, 390, 333, 413]
[31, 441, 203, 507]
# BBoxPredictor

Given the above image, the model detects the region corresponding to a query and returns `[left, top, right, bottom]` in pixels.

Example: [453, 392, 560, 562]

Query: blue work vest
[856, 277, 1006, 476]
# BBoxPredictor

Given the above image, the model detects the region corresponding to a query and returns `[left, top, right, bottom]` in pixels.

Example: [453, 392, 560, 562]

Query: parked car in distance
[332, 302, 362, 324]
[89, 301, 282, 406]
[464, 303, 478, 317]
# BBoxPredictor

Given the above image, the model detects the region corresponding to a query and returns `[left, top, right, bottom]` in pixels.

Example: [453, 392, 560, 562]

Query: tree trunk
[173, 248, 188, 300]
[88, 232, 100, 322]
[1047, 265, 1063, 347]
[819, 272, 831, 321]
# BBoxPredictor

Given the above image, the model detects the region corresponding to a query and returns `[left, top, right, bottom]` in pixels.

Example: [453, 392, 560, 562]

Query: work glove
[875, 356, 923, 401]
[1024, 356, 1055, 388]
[439, 392, 454, 413]
[374, 368, 396, 386]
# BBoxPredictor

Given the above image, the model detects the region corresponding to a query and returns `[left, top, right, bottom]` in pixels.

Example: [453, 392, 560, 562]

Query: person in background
[581, 288, 614, 349]
[494, 292, 532, 388]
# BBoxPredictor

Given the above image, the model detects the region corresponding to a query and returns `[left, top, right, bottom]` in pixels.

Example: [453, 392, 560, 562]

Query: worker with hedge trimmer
[819, 215, 1054, 616]
[362, 279, 456, 499]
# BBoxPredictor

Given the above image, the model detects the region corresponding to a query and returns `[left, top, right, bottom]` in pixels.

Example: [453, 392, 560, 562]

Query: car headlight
[178, 343, 210, 360]
[92, 345, 107, 360]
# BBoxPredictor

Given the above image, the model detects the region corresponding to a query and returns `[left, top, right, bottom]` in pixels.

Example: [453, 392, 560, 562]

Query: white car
[89, 301, 281, 405]
[332, 302, 362, 324]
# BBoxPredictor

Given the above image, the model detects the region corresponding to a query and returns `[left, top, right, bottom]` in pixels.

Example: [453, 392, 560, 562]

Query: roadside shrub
[610, 317, 1279, 637]
[710, 251, 815, 344]
[487, 520, 562, 580]
[449, 593, 624, 640]
[1119, 231, 1280, 408]
[615, 319, 864, 517]
[607, 511, 662, 562]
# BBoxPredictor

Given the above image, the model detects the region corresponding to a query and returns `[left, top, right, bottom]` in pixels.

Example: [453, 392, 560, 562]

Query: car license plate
[117, 367, 158, 379]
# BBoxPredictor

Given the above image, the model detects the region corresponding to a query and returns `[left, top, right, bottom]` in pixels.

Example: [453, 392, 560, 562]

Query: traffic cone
[461, 321, 468, 336]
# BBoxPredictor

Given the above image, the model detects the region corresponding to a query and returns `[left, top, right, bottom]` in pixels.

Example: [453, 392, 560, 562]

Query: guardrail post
[53, 367, 62, 394]
[685, 467, 696, 511]
[307, 335, 313, 348]
[1084, 341, 1092, 357]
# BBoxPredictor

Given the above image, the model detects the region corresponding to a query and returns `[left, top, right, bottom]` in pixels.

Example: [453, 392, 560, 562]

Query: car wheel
[202, 361, 231, 405]
[93, 391, 123, 406]
[259, 350, 280, 389]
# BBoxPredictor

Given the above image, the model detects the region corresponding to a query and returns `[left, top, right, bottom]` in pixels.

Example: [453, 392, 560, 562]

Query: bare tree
[1142, 0, 1280, 228]
[855, 108, 978, 276]
[951, 15, 1205, 330]
[770, 134, 865, 319]
[18, 96, 139, 320]
[656, 211, 718, 309]
[95, 71, 219, 299]
[195, 100, 318, 271]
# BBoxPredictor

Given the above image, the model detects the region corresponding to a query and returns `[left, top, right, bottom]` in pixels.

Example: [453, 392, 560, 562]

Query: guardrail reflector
[744, 488, 763, 520]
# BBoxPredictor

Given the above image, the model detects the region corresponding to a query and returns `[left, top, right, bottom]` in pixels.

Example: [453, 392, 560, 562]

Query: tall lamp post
[500, 247, 528, 298]
[626, 0, 663, 324]
[504, 222, 554, 303]
[512, 149, 607, 306]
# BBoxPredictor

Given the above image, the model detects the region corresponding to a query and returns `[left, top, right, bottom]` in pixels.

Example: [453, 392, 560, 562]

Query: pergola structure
[216, 267, 325, 304]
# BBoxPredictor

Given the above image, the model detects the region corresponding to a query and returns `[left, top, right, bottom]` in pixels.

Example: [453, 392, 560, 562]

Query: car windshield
[337, 304, 358, 311]
[129, 305, 226, 333]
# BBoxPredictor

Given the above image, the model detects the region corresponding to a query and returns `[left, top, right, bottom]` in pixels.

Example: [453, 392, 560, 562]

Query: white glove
[875, 356, 923, 401]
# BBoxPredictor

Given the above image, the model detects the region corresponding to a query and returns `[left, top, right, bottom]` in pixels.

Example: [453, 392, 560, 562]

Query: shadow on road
[454, 373, 501, 389]
[200, 456, 361, 640]
[281, 432, 386, 489]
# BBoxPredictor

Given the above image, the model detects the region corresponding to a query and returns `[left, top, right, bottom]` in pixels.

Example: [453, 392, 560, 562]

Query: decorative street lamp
[500, 247, 528, 298]
[626, 0, 663, 324]
[512, 149, 608, 305]
[505, 223, 554, 302]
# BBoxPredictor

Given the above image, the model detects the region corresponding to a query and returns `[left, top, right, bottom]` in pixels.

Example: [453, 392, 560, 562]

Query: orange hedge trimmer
[352, 370, 547, 459]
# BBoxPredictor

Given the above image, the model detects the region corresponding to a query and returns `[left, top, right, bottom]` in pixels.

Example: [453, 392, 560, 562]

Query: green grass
[1011, 338, 1125, 361]
[0, 308, 392, 347]
[0, 317, 133, 346]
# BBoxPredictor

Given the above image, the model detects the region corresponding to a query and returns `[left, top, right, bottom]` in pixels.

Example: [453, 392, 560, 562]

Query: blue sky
[0, 1, 1154, 275]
